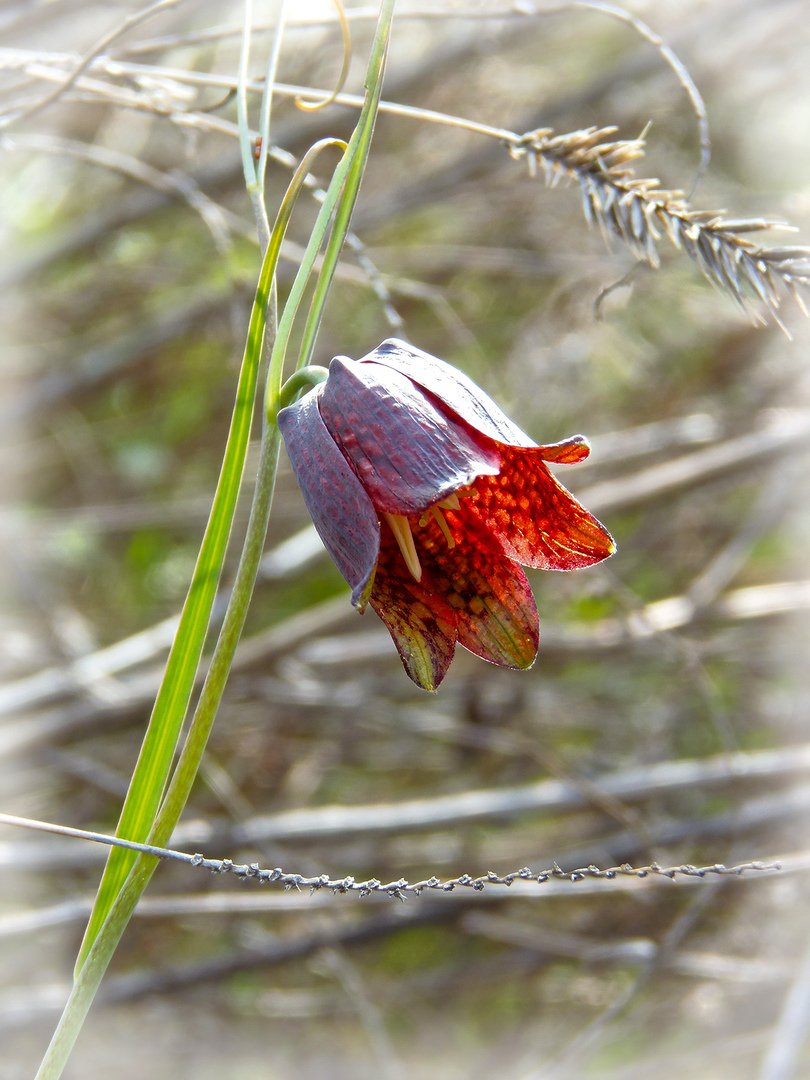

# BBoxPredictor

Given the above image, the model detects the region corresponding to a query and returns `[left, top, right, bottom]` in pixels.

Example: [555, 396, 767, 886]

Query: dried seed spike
[709, 234, 745, 299]
[655, 210, 679, 249]
[689, 208, 728, 224]
[693, 232, 725, 288]
[510, 123, 810, 324]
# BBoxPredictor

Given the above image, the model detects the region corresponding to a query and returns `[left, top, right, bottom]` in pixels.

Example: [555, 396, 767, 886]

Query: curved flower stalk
[279, 339, 615, 690]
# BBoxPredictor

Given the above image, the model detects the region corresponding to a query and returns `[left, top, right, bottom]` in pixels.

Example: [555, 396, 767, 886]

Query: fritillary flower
[278, 339, 614, 690]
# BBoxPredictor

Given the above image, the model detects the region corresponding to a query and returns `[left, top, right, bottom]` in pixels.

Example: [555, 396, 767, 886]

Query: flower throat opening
[383, 491, 469, 583]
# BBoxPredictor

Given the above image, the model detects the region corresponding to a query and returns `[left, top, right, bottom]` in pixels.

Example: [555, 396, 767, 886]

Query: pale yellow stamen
[383, 512, 422, 582]
[430, 505, 456, 549]
[385, 487, 477, 580]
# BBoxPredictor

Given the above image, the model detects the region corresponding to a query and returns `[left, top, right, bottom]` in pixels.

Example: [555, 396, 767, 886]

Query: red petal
[361, 338, 537, 448]
[278, 388, 380, 609]
[537, 434, 591, 464]
[370, 526, 458, 691]
[417, 509, 539, 671]
[468, 444, 616, 571]
[319, 357, 500, 515]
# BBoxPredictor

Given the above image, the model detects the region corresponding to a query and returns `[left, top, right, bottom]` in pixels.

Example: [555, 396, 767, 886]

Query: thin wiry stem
[563, 0, 710, 193]
[114, 0, 711, 191]
[0, 813, 782, 898]
[255, 0, 289, 193]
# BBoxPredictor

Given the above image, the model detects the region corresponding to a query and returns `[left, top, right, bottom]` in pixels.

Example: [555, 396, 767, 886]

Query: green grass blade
[36, 128, 372, 1079]
[78, 0, 395, 968]
[35, 7, 396, 1076]
[74, 238, 274, 973]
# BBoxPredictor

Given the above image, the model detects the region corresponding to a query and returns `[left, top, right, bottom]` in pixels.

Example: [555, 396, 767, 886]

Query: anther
[430, 506, 456, 549]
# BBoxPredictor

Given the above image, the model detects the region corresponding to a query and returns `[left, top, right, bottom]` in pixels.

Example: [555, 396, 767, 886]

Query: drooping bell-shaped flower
[278, 339, 615, 690]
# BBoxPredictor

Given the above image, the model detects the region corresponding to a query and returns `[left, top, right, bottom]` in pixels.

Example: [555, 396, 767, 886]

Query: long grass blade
[74, 269, 266, 971]
[35, 6, 395, 1077]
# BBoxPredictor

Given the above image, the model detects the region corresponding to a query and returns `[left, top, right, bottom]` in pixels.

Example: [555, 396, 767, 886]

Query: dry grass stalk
[509, 126, 810, 323]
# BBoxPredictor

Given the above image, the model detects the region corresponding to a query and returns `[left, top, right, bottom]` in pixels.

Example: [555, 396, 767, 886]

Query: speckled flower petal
[282, 339, 615, 691]
[418, 509, 539, 670]
[358, 338, 537, 448]
[370, 525, 458, 691]
[319, 356, 500, 515]
[536, 434, 592, 464]
[278, 388, 380, 609]
[468, 444, 616, 571]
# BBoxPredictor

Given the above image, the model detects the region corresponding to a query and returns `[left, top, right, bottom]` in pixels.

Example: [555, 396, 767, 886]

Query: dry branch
[223, 743, 810, 844]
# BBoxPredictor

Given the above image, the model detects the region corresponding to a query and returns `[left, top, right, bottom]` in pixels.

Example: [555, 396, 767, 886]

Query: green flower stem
[38, 298, 277, 1080]
[37, 6, 396, 1077]
[34, 424, 282, 1080]
[278, 365, 329, 409]
[75, 134, 347, 982]
[236, 0, 258, 192]
[151, 418, 279, 846]
[262, 137, 348, 422]
[265, 0, 395, 412]
[37, 149, 341, 1080]
[74, 249, 273, 975]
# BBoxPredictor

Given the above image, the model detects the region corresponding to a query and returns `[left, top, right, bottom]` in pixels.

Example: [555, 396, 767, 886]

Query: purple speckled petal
[417, 509, 539, 670]
[278, 388, 379, 610]
[319, 356, 500, 515]
[370, 523, 458, 692]
[359, 338, 537, 448]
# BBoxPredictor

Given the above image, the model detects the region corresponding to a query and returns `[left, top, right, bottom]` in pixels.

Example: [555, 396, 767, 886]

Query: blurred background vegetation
[2, 1, 810, 1077]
